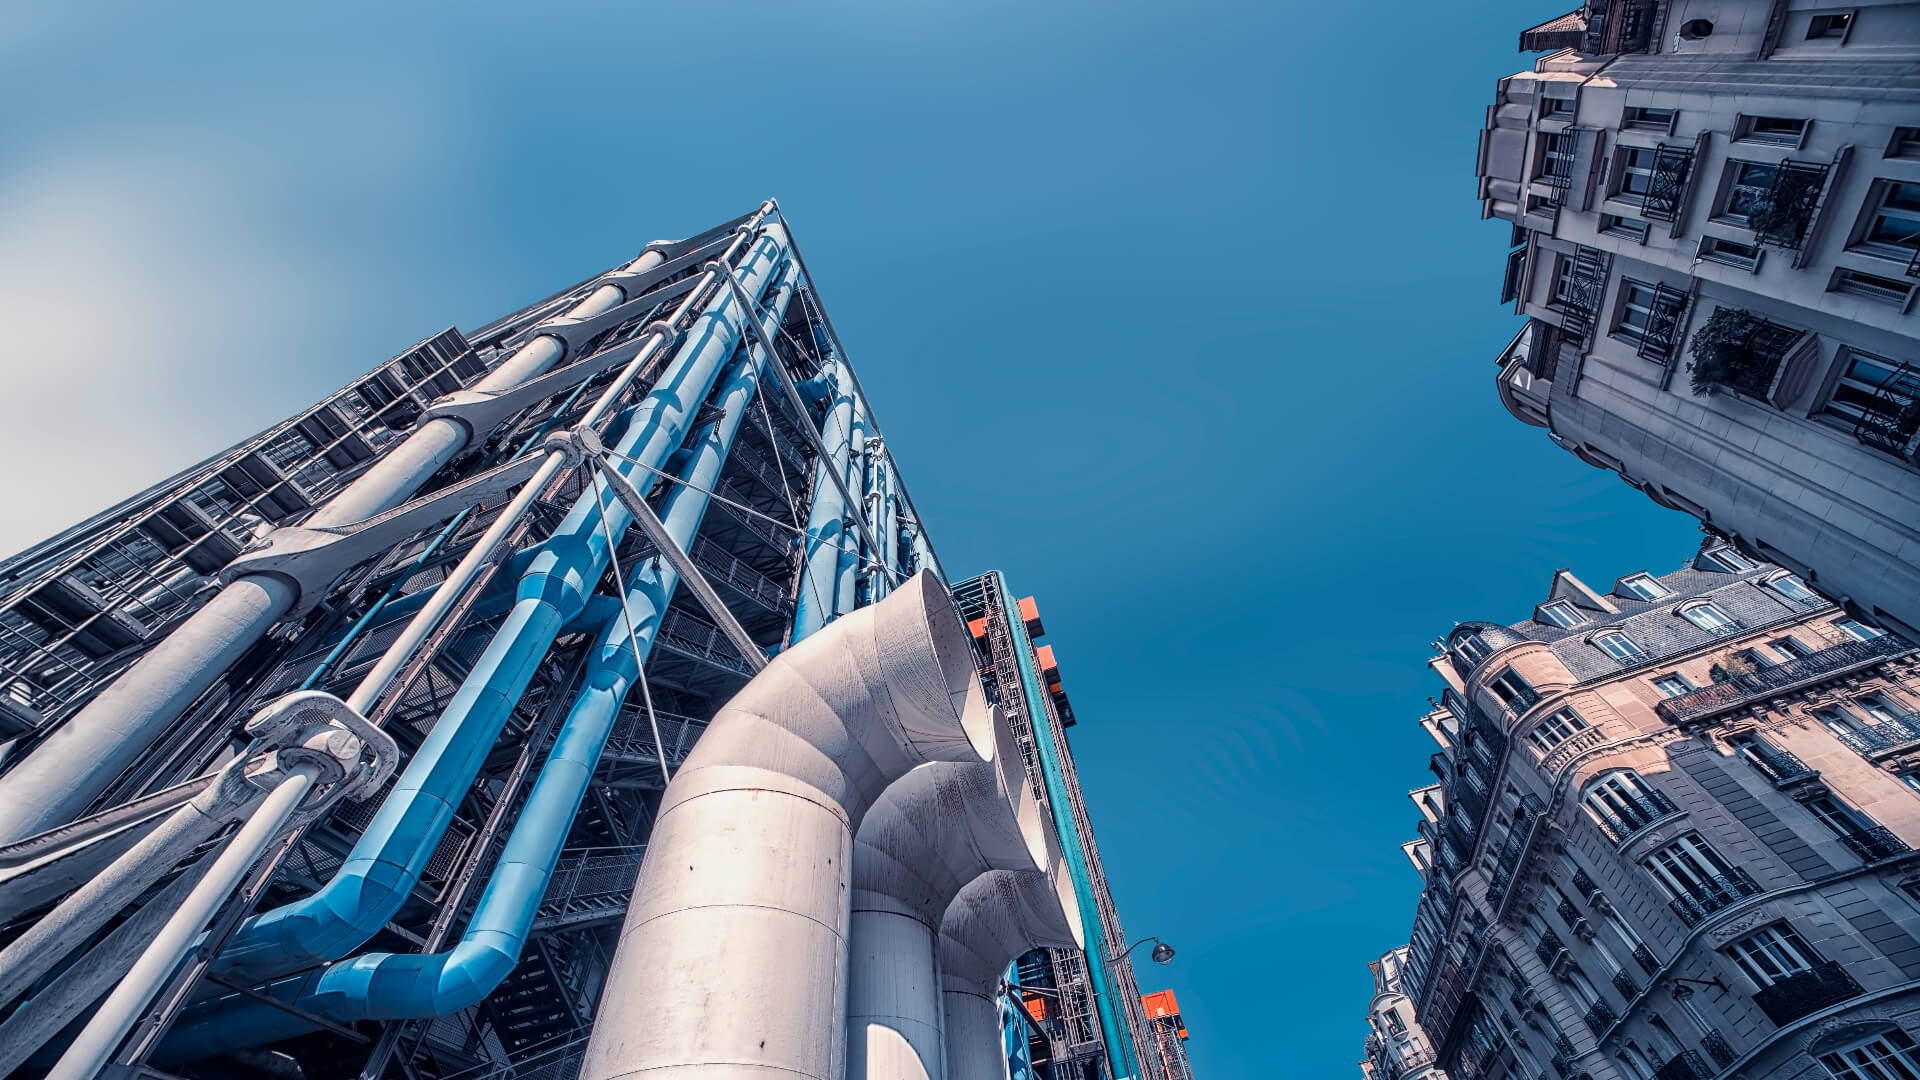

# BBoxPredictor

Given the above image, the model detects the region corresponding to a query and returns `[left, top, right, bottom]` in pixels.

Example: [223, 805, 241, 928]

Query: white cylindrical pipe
[0, 249, 669, 846]
[579, 571, 993, 1080]
[847, 715, 1045, 1080]
[47, 762, 319, 1080]
[937, 864, 1083, 1080]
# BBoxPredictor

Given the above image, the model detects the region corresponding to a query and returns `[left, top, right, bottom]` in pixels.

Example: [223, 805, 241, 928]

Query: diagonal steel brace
[555, 427, 769, 673]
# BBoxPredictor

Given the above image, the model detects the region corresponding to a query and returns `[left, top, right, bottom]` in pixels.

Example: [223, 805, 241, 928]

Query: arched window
[1767, 573, 1817, 603]
[1526, 708, 1589, 753]
[1817, 1028, 1920, 1080]
[1456, 631, 1491, 664]
[1680, 602, 1738, 634]
[1593, 631, 1644, 660]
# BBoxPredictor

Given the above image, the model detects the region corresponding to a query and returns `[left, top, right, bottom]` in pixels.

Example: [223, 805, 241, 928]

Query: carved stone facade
[1365, 946, 1451, 1080]
[1381, 538, 1920, 1080]
[1478, 0, 1920, 643]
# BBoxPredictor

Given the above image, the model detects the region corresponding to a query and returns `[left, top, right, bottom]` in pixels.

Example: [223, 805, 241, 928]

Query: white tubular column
[846, 715, 1046, 1080]
[937, 862, 1084, 1080]
[579, 572, 994, 1080]
[0, 249, 669, 845]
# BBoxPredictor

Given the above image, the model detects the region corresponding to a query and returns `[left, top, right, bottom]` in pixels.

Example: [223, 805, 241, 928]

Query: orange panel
[1018, 596, 1044, 637]
[1023, 996, 1049, 1022]
[967, 617, 987, 639]
[1035, 645, 1058, 675]
[1141, 990, 1181, 1018]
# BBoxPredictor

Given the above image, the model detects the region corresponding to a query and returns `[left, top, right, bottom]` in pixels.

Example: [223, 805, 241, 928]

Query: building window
[1585, 770, 1676, 840]
[1614, 278, 1678, 349]
[1528, 707, 1591, 753]
[1860, 693, 1917, 727]
[1802, 792, 1908, 862]
[1727, 924, 1819, 987]
[1681, 602, 1739, 633]
[1830, 268, 1915, 307]
[1456, 632, 1492, 665]
[1542, 96, 1575, 120]
[1616, 147, 1660, 203]
[1618, 573, 1667, 600]
[1806, 11, 1853, 40]
[1489, 667, 1539, 710]
[1602, 213, 1652, 241]
[1541, 600, 1587, 628]
[1703, 546, 1756, 572]
[1719, 161, 1779, 223]
[1643, 833, 1756, 923]
[1890, 127, 1920, 161]
[1822, 350, 1920, 434]
[1768, 574, 1818, 603]
[1624, 106, 1675, 133]
[1654, 673, 1695, 697]
[1539, 131, 1578, 190]
[1737, 115, 1810, 147]
[1773, 636, 1815, 658]
[1903, 773, 1920, 797]
[1553, 257, 1585, 307]
[1819, 1031, 1920, 1080]
[1853, 181, 1920, 262]
[1383, 1006, 1407, 1035]
[1836, 618, 1887, 641]
[1593, 631, 1645, 661]
[1699, 235, 1763, 270]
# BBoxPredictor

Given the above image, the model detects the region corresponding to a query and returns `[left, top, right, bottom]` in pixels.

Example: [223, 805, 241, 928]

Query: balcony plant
[1686, 307, 1761, 396]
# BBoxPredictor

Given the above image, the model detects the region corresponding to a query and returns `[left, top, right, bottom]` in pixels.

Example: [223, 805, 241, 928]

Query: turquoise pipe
[208, 228, 791, 987]
[156, 265, 798, 1059]
[993, 572, 1140, 1079]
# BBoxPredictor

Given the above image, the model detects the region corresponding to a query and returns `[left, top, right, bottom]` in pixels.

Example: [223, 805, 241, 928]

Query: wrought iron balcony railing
[1640, 146, 1695, 223]
[1593, 789, 1681, 844]
[1851, 359, 1920, 464]
[1838, 825, 1912, 863]
[1536, 928, 1568, 968]
[1584, 1000, 1617, 1032]
[1750, 160, 1831, 250]
[1633, 943, 1661, 974]
[1572, 867, 1599, 899]
[1655, 635, 1911, 724]
[1703, 1030, 1737, 1069]
[1635, 282, 1690, 366]
[1557, 896, 1581, 925]
[1555, 247, 1610, 350]
[1751, 961, 1864, 1025]
[1828, 715, 1920, 757]
[1737, 739, 1817, 786]
[1707, 317, 1803, 400]
[1655, 1049, 1712, 1080]
[1612, 968, 1639, 999]
[1668, 868, 1763, 926]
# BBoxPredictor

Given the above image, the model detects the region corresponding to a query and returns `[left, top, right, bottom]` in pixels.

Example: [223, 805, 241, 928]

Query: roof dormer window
[1540, 600, 1588, 628]
[1617, 573, 1667, 601]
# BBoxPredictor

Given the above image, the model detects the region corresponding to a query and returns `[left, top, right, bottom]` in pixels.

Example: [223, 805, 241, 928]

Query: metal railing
[1636, 282, 1690, 366]
[1655, 636, 1911, 724]
[1737, 738, 1817, 785]
[1838, 825, 1912, 863]
[1667, 868, 1762, 926]
[1592, 789, 1681, 845]
[1655, 1049, 1712, 1080]
[1555, 247, 1610, 350]
[1633, 943, 1660, 974]
[1641, 146, 1694, 223]
[1751, 960, 1864, 1025]
[1611, 968, 1639, 998]
[1584, 1000, 1617, 1032]
[1751, 160, 1831, 250]
[1851, 359, 1920, 464]
[1536, 928, 1567, 969]
[1702, 1030, 1736, 1069]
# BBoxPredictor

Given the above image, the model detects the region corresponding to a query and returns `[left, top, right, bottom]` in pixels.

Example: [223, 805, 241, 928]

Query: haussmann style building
[1474, 0, 1920, 642]
[1376, 536, 1920, 1080]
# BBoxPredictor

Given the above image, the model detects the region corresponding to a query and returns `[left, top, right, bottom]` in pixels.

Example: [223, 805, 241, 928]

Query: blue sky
[0, 2, 1706, 1076]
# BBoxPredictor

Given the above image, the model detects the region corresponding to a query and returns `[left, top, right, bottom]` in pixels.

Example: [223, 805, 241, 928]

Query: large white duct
[938, 864, 1084, 1080]
[578, 570, 993, 1080]
[845, 715, 1048, 1080]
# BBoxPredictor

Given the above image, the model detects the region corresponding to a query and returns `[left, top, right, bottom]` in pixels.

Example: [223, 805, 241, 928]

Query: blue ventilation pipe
[156, 265, 800, 1059]
[207, 229, 792, 987]
[993, 572, 1140, 1079]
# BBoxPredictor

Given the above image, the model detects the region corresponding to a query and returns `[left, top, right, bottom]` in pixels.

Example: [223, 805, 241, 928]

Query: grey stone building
[1475, 0, 1920, 642]
[1384, 537, 1920, 1080]
[1365, 945, 1452, 1080]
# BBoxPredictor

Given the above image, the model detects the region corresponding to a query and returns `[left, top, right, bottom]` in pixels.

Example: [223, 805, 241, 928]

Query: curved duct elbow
[937, 859, 1083, 1080]
[845, 716, 1046, 1080]
[579, 570, 991, 1080]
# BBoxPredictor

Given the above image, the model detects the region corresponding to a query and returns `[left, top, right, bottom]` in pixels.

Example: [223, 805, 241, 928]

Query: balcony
[1583, 1000, 1617, 1033]
[1655, 1049, 1713, 1080]
[1850, 359, 1920, 465]
[1593, 789, 1681, 845]
[1555, 247, 1610, 350]
[1750, 160, 1831, 250]
[1838, 825, 1912, 863]
[1633, 943, 1661, 975]
[1536, 928, 1569, 970]
[1702, 1030, 1737, 1070]
[1572, 867, 1600, 899]
[1655, 635, 1911, 725]
[1635, 282, 1691, 366]
[1557, 896, 1581, 926]
[1668, 868, 1763, 926]
[1736, 740, 1818, 787]
[1611, 968, 1640, 998]
[1685, 307, 1804, 401]
[1751, 960, 1864, 1025]
[1828, 714, 1920, 757]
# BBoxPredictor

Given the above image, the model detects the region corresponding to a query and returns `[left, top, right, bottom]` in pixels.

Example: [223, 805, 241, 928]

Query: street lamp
[1111, 936, 1176, 965]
